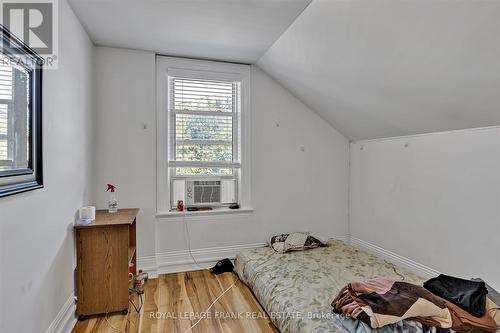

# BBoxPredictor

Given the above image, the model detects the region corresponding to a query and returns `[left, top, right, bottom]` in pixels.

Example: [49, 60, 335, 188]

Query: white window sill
[156, 207, 254, 218]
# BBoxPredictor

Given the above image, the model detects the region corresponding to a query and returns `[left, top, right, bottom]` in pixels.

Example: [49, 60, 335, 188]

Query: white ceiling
[67, 0, 311, 64]
[258, 0, 500, 140]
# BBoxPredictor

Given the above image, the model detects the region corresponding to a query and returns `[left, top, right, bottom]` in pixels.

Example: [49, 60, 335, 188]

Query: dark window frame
[0, 25, 43, 197]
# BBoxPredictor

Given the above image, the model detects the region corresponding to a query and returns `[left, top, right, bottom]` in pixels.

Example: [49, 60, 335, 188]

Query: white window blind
[168, 77, 241, 174]
[168, 76, 241, 207]
[0, 63, 12, 165]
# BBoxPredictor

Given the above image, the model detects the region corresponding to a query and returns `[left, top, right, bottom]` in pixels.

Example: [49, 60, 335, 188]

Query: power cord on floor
[384, 259, 405, 281]
[105, 286, 144, 332]
[105, 208, 237, 333]
[182, 208, 212, 270]
[181, 208, 237, 333]
[129, 292, 143, 313]
[183, 280, 238, 333]
[105, 311, 127, 333]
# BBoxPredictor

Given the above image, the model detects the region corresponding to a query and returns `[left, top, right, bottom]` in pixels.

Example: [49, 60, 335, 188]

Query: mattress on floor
[234, 239, 426, 333]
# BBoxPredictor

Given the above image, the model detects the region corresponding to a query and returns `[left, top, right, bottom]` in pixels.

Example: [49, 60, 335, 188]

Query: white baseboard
[137, 242, 267, 277]
[350, 237, 441, 278]
[332, 235, 350, 243]
[138, 235, 350, 278]
[137, 254, 159, 278]
[44, 294, 76, 333]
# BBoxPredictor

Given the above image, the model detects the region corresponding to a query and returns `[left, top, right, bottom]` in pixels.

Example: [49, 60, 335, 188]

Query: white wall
[93, 47, 349, 269]
[0, 1, 94, 332]
[350, 127, 500, 290]
[93, 47, 157, 258]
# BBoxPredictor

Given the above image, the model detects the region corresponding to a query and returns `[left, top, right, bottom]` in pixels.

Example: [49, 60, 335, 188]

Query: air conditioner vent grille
[194, 185, 221, 203]
[187, 180, 222, 205]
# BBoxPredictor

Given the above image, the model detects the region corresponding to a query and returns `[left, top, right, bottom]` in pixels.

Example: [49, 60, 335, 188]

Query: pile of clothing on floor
[332, 274, 500, 333]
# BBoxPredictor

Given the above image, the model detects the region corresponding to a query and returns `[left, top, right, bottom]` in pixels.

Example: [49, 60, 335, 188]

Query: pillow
[269, 232, 327, 253]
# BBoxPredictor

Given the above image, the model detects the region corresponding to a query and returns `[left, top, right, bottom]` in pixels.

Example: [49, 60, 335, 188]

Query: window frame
[0, 25, 43, 198]
[156, 56, 251, 215]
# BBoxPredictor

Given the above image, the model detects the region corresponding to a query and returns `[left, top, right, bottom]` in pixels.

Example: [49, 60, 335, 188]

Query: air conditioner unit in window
[185, 180, 222, 206]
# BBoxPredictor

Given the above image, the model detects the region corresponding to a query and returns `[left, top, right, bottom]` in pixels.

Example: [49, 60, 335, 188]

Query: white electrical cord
[182, 208, 212, 270]
[105, 311, 127, 333]
[183, 280, 237, 333]
[182, 208, 237, 333]
[104, 281, 143, 332]
[102, 208, 239, 333]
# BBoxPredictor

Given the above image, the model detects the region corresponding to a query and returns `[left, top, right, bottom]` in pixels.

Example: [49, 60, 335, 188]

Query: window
[168, 77, 241, 207]
[0, 59, 29, 170]
[0, 26, 43, 197]
[156, 57, 251, 214]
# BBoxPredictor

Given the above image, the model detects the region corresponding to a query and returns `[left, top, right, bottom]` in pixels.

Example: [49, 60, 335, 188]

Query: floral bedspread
[234, 239, 426, 333]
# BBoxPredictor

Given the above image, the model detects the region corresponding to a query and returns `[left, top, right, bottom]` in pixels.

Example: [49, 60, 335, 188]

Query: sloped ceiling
[68, 0, 311, 64]
[258, 0, 500, 140]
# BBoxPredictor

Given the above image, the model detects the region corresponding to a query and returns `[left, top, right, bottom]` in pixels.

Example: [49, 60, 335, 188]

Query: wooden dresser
[75, 208, 138, 319]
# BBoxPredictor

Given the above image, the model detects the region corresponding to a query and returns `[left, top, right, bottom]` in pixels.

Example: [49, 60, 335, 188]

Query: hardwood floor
[72, 270, 278, 333]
